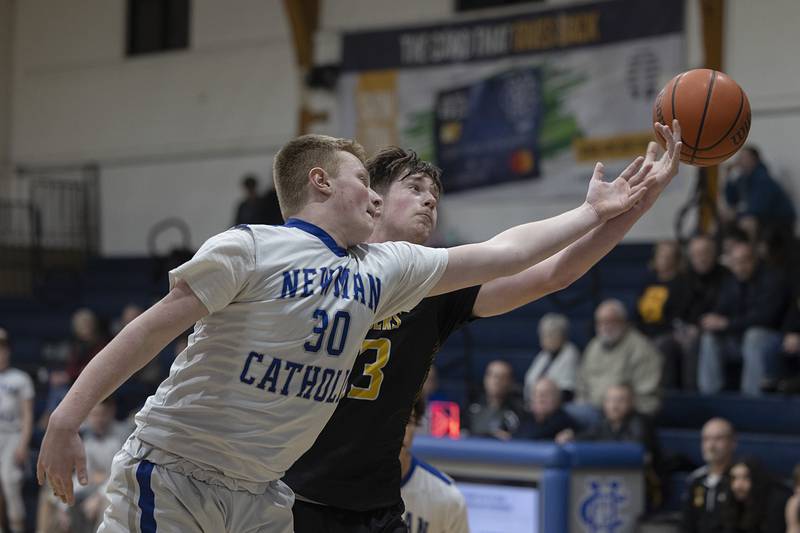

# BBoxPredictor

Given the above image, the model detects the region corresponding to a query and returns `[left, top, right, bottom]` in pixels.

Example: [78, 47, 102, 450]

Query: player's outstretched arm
[473, 121, 682, 317]
[36, 279, 207, 505]
[428, 152, 654, 297]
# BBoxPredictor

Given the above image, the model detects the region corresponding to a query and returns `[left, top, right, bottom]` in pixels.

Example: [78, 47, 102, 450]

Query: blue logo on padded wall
[579, 479, 627, 533]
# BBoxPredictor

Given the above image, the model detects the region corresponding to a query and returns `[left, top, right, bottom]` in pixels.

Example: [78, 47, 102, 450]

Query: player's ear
[308, 167, 332, 196]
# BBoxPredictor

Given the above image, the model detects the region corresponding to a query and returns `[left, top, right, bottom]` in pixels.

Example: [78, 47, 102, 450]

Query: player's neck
[287, 207, 350, 249]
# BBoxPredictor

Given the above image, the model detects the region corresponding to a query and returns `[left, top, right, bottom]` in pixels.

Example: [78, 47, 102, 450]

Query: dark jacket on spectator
[578, 412, 660, 462]
[466, 394, 524, 438]
[683, 466, 731, 533]
[724, 162, 796, 224]
[514, 408, 576, 440]
[720, 459, 791, 533]
[783, 282, 800, 334]
[669, 264, 731, 326]
[713, 266, 788, 335]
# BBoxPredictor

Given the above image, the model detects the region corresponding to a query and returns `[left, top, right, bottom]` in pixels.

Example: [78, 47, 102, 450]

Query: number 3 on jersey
[347, 338, 391, 401]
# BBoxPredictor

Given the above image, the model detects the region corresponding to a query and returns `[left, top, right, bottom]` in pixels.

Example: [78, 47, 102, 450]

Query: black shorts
[292, 499, 407, 533]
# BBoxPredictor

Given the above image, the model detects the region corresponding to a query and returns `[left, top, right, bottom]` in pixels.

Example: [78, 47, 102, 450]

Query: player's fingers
[670, 142, 683, 171]
[629, 183, 649, 205]
[629, 161, 653, 187]
[591, 161, 605, 181]
[644, 141, 658, 166]
[619, 156, 644, 182]
[76, 455, 88, 486]
[673, 119, 682, 142]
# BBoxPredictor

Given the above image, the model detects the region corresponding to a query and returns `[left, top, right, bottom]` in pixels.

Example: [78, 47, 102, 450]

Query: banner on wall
[338, 0, 684, 201]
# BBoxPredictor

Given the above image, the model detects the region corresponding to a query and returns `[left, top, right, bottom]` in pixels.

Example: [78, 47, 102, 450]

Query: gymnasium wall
[8, 0, 297, 254]
[3, 0, 799, 255]
[0, 0, 11, 184]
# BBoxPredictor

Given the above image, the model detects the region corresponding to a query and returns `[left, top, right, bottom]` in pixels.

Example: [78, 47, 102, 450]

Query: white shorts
[98, 443, 294, 533]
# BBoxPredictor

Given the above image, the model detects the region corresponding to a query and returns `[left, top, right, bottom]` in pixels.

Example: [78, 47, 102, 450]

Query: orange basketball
[653, 69, 751, 167]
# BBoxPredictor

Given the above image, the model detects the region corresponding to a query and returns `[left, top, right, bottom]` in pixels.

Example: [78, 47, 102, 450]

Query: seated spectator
[787, 465, 800, 533]
[777, 281, 800, 393]
[110, 303, 143, 337]
[523, 313, 579, 402]
[558, 384, 662, 508]
[698, 240, 789, 395]
[558, 384, 658, 453]
[666, 234, 731, 390]
[66, 308, 108, 382]
[682, 418, 737, 533]
[465, 360, 523, 440]
[568, 299, 662, 428]
[0, 328, 34, 533]
[719, 145, 796, 241]
[636, 240, 683, 387]
[69, 396, 130, 532]
[722, 458, 791, 533]
[515, 378, 576, 440]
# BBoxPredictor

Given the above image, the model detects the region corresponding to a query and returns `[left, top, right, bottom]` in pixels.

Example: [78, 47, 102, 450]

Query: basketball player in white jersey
[37, 130, 676, 532]
[0, 328, 34, 533]
[401, 397, 469, 533]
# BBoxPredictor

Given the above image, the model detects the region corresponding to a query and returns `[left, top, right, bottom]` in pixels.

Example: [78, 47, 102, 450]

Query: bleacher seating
[1, 244, 798, 525]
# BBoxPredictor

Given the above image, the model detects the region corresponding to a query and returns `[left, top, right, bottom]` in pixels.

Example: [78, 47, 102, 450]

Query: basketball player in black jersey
[284, 124, 682, 533]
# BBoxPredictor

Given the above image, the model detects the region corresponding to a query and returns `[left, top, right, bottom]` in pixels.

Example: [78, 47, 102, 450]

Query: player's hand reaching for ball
[628, 119, 683, 207]
[37, 417, 88, 506]
[583, 156, 653, 223]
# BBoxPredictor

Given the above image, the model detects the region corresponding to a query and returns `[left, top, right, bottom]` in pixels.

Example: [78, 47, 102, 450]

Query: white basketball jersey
[402, 456, 470, 533]
[0, 368, 34, 433]
[132, 221, 448, 483]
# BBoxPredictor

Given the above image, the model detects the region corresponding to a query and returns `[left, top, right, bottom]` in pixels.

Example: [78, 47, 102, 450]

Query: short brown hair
[366, 147, 442, 198]
[272, 134, 367, 218]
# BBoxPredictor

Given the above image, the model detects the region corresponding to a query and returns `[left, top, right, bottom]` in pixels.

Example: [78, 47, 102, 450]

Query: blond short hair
[272, 134, 367, 218]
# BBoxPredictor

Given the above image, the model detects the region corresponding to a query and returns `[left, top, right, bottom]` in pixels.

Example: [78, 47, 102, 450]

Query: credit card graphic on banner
[435, 67, 543, 192]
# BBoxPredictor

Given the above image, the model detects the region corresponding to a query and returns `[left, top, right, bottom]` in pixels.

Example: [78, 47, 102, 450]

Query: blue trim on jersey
[400, 456, 419, 488]
[136, 460, 157, 533]
[284, 218, 348, 257]
[404, 454, 453, 487]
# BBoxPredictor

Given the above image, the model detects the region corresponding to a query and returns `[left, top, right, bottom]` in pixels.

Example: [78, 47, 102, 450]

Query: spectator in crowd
[569, 299, 662, 427]
[557, 384, 662, 509]
[68, 396, 130, 533]
[719, 146, 796, 241]
[0, 328, 34, 533]
[515, 378, 576, 440]
[401, 397, 469, 533]
[636, 240, 682, 387]
[233, 173, 266, 225]
[110, 303, 143, 337]
[465, 360, 523, 440]
[698, 240, 788, 395]
[786, 465, 800, 533]
[722, 458, 791, 533]
[666, 234, 731, 390]
[523, 313, 580, 402]
[557, 384, 658, 453]
[778, 283, 800, 393]
[261, 183, 285, 225]
[66, 307, 108, 382]
[683, 418, 737, 533]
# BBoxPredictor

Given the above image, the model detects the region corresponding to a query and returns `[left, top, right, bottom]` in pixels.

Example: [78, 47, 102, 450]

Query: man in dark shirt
[698, 240, 788, 395]
[683, 418, 737, 533]
[515, 377, 576, 440]
[666, 234, 731, 390]
[466, 359, 524, 440]
[285, 134, 682, 533]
